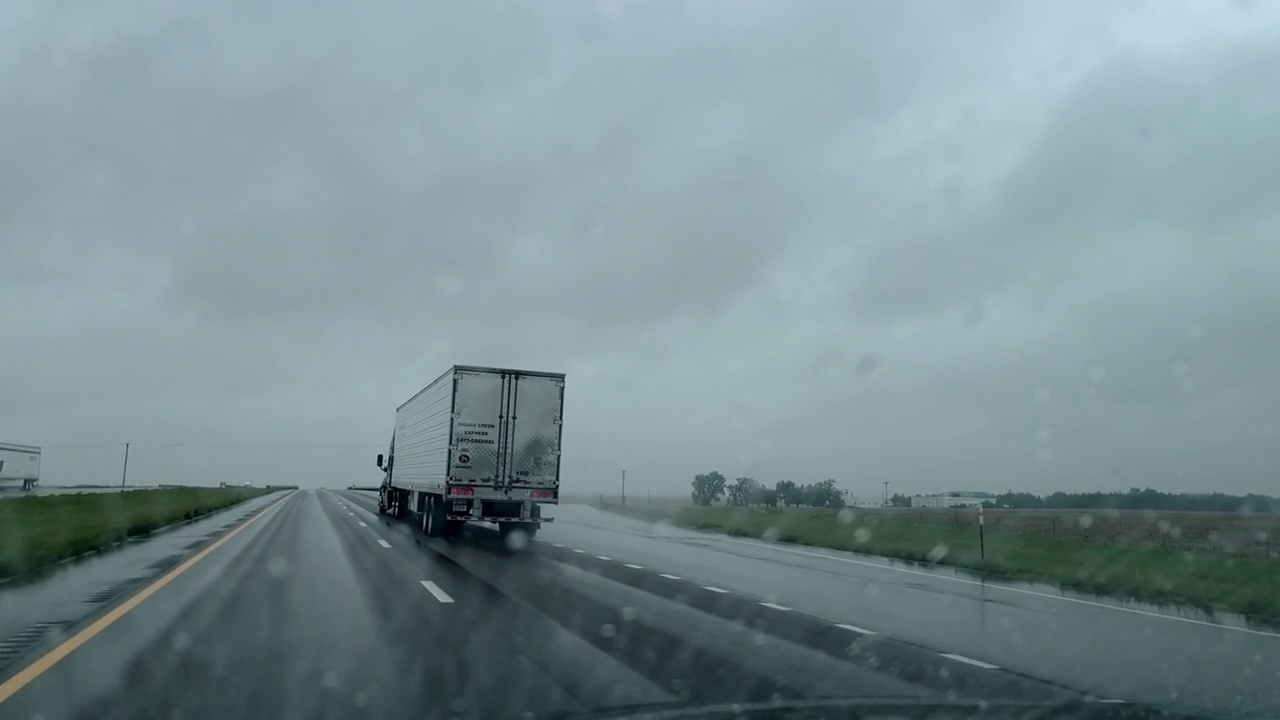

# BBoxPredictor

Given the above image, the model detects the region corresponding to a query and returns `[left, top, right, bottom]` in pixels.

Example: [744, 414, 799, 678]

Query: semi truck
[0, 443, 41, 491]
[376, 365, 565, 541]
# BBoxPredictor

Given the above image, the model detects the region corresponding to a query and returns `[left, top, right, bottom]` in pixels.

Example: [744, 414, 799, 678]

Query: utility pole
[120, 443, 131, 488]
[621, 469, 627, 506]
[883, 480, 889, 507]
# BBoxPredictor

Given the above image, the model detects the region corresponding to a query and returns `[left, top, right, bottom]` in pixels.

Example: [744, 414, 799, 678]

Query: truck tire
[422, 495, 447, 538]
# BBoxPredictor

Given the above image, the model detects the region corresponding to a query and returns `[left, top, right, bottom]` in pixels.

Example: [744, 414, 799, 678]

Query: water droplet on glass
[1033, 387, 1051, 404]
[927, 543, 949, 562]
[621, 606, 638, 621]
[854, 527, 873, 543]
[171, 631, 192, 652]
[599, 623, 617, 639]
[1035, 427, 1053, 443]
[1186, 322, 1205, 340]
[268, 557, 289, 578]
[1036, 448, 1055, 465]
[753, 633, 767, 646]
[434, 272, 465, 298]
[1078, 514, 1094, 529]
[505, 529, 531, 551]
[1169, 359, 1190, 378]
[322, 671, 339, 689]
[1087, 362, 1108, 382]
[854, 352, 882, 380]
[761, 527, 781, 543]
[963, 304, 986, 327]
[837, 508, 855, 525]
[354, 691, 369, 708]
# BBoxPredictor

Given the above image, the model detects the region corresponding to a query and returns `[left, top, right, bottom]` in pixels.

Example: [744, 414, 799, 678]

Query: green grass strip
[598, 503, 1280, 622]
[0, 487, 274, 580]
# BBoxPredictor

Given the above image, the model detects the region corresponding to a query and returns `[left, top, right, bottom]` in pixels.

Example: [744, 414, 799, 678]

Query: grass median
[0, 487, 274, 580]
[598, 502, 1280, 622]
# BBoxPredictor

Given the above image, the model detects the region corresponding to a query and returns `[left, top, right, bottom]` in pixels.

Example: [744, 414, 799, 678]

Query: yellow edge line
[0, 491, 294, 705]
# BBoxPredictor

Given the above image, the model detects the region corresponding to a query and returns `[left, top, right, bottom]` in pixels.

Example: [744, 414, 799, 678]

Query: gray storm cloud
[2, 1, 1278, 496]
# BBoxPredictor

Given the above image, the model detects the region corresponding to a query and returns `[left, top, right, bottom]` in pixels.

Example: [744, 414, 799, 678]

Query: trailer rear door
[505, 374, 564, 496]
[450, 369, 506, 484]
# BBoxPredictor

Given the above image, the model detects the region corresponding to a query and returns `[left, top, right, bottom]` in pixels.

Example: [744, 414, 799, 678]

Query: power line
[42, 442, 386, 450]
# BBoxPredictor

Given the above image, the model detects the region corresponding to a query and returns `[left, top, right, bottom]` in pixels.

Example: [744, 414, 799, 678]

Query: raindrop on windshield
[927, 543, 949, 562]
[854, 352, 882, 380]
[1087, 362, 1108, 382]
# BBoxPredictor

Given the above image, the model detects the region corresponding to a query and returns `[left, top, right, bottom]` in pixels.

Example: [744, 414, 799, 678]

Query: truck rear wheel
[422, 495, 447, 538]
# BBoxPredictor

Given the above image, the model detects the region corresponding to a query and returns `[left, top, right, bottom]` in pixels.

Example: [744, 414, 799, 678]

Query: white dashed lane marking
[596, 556, 611, 561]
[659, 573, 681, 580]
[420, 581, 454, 603]
[572, 549, 586, 554]
[376, 539, 392, 549]
[358, 522, 367, 527]
[624, 564, 643, 569]
[940, 653, 999, 669]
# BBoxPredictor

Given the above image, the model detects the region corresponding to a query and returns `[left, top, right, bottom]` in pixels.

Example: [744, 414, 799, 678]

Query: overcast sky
[3, 1, 1279, 497]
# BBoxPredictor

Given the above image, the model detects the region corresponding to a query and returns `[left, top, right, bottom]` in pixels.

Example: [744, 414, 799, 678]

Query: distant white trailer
[0, 443, 41, 491]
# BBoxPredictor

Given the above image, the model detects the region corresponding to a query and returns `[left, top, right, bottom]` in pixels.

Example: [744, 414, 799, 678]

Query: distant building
[844, 496, 886, 508]
[911, 491, 995, 509]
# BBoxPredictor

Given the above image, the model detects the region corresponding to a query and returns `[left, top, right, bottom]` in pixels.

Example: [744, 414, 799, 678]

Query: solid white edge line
[759, 602, 791, 611]
[659, 573, 681, 580]
[624, 564, 643, 569]
[714, 536, 1280, 638]
[940, 653, 999, 669]
[836, 623, 876, 635]
[376, 539, 392, 548]
[703, 586, 729, 593]
[420, 581, 455, 603]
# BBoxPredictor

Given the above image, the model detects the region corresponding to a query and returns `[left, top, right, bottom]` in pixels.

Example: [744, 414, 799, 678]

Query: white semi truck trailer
[0, 443, 41, 491]
[377, 365, 564, 541]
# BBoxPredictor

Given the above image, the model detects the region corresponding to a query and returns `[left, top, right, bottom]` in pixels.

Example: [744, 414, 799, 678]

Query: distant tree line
[691, 472, 846, 508]
[691, 477, 1277, 514]
[992, 487, 1277, 513]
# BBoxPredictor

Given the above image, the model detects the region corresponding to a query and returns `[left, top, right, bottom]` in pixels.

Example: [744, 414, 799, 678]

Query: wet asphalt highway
[0, 489, 1275, 719]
